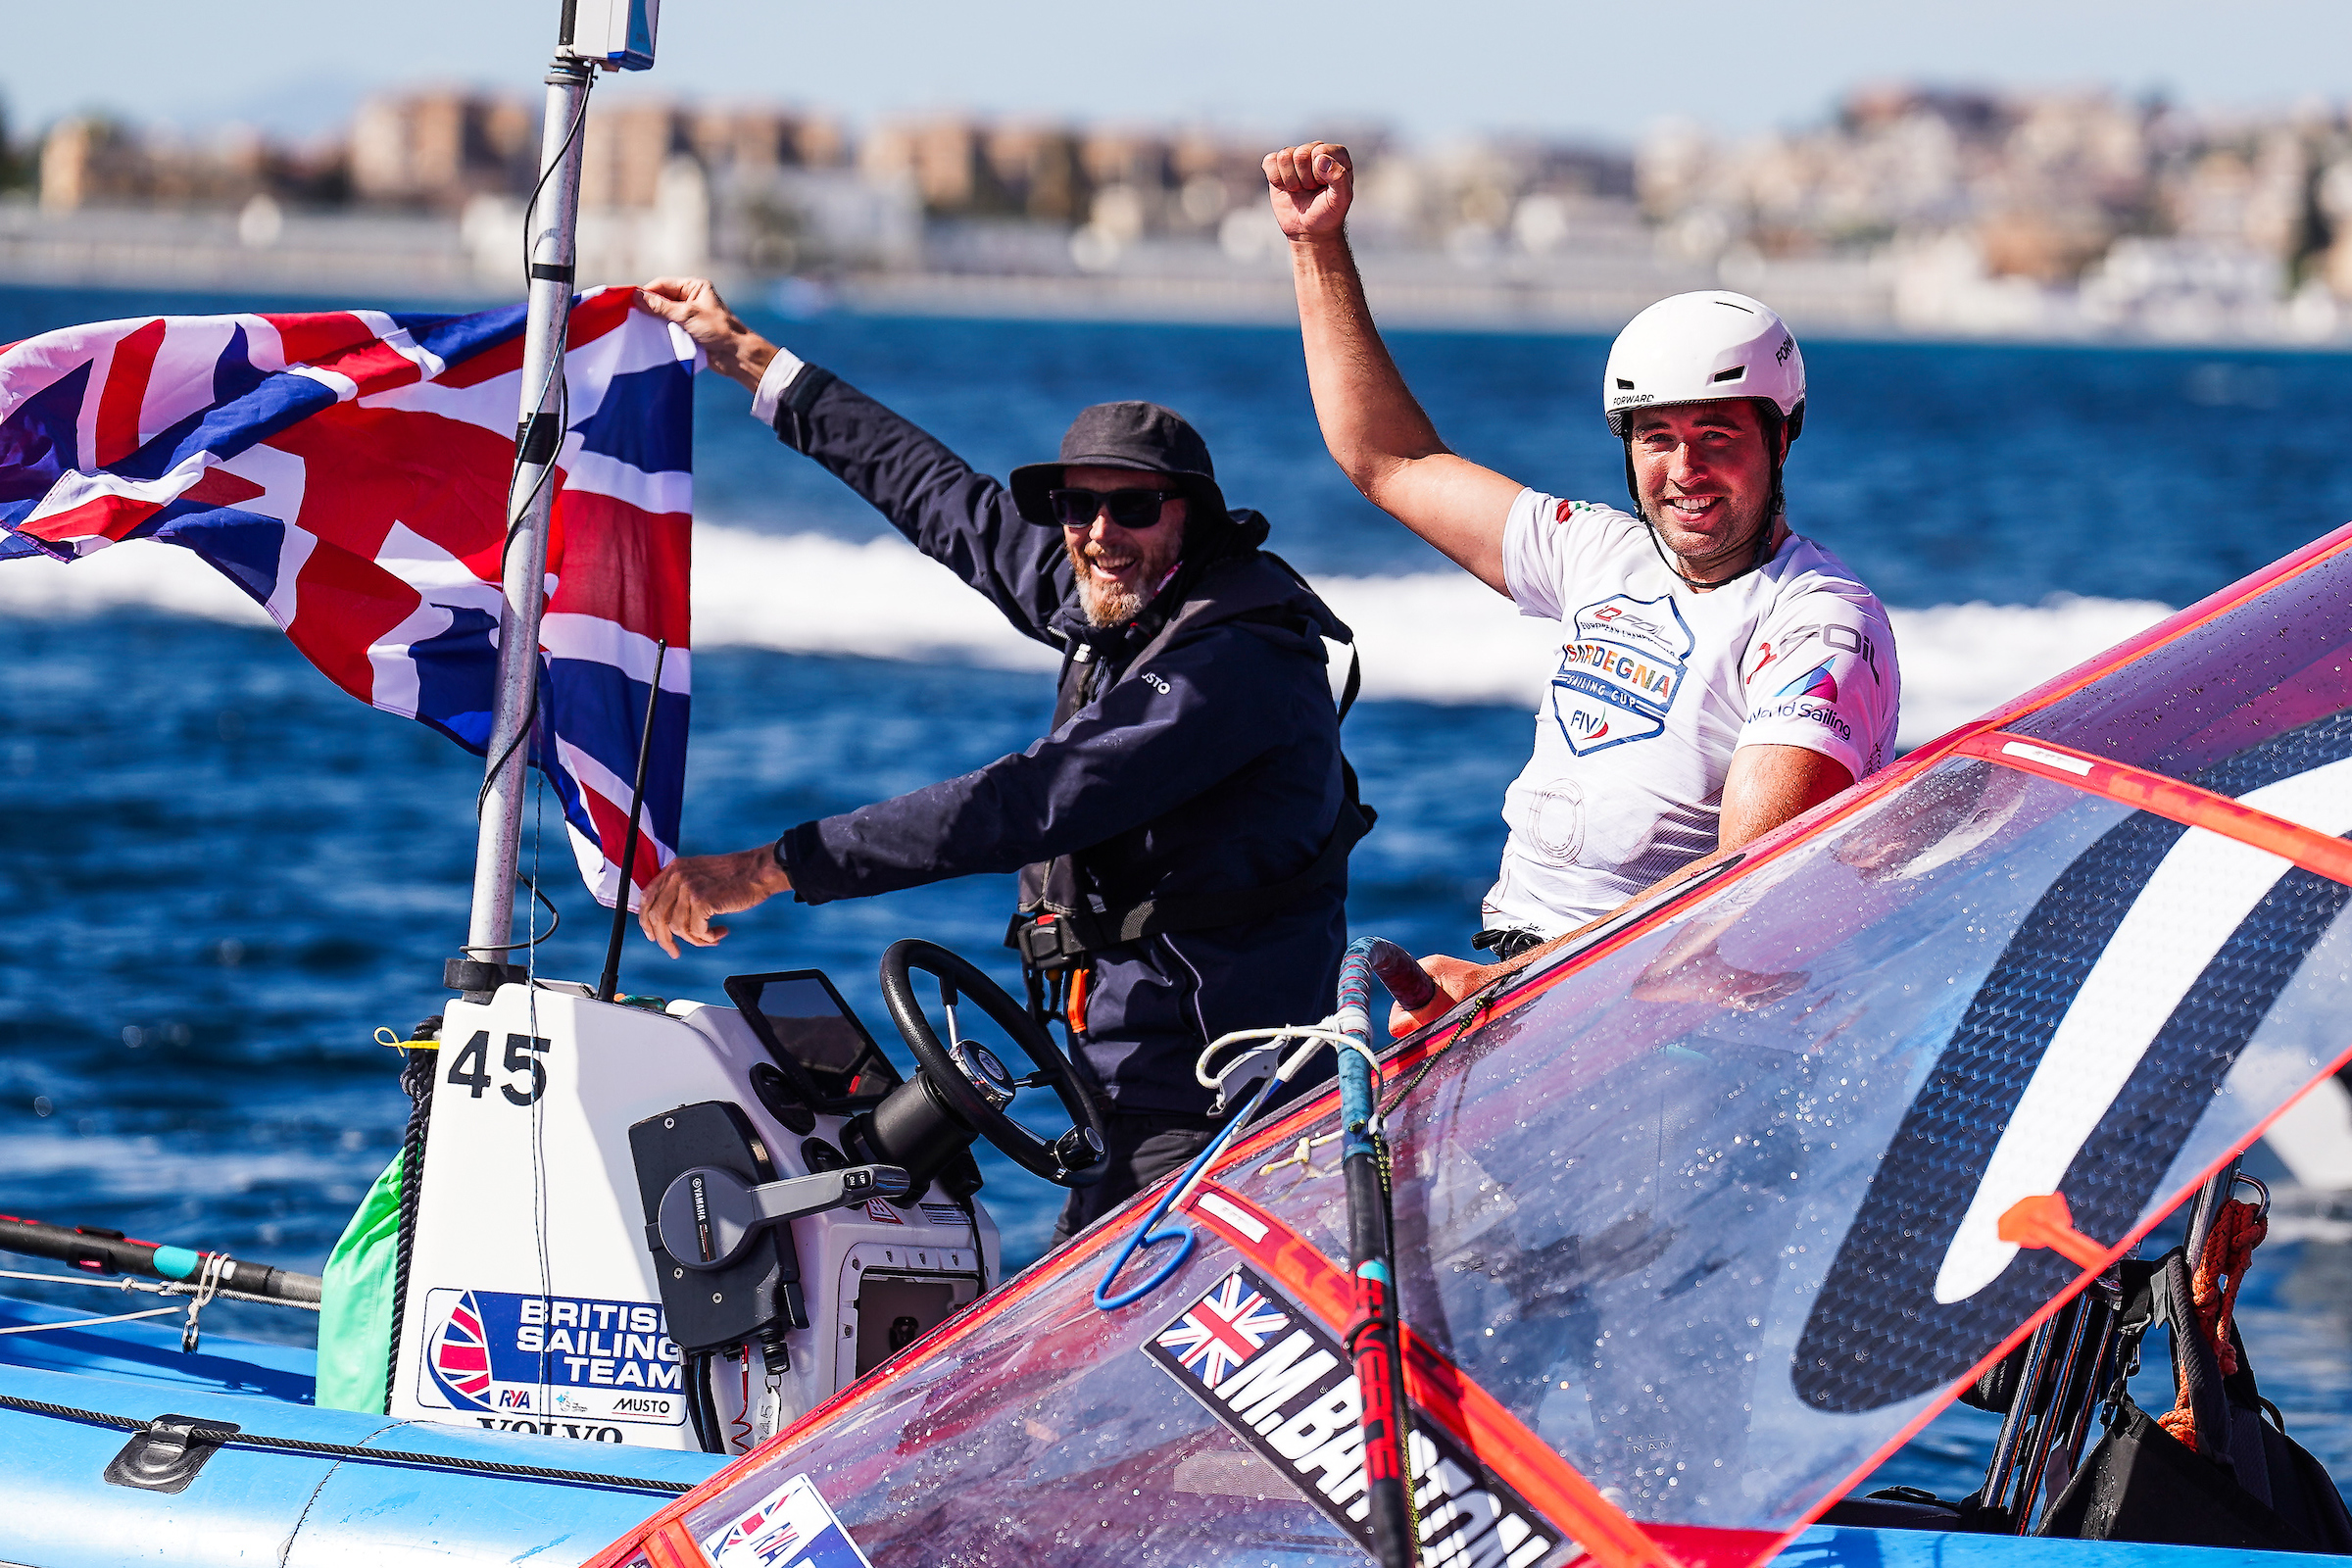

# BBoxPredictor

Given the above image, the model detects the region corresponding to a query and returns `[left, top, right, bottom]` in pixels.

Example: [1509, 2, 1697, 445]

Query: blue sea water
[3, 281, 2350, 1504]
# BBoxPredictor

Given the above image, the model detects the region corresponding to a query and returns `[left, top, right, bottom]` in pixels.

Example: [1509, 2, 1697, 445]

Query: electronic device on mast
[559, 0, 662, 72]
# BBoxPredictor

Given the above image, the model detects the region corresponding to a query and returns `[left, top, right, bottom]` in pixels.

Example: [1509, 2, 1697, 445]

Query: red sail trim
[578, 1208, 1151, 1568]
[637, 1517, 707, 1568]
[1638, 1527, 1788, 1568]
[1957, 731, 2352, 887]
[1181, 1181, 1676, 1568]
[1968, 519, 2352, 738]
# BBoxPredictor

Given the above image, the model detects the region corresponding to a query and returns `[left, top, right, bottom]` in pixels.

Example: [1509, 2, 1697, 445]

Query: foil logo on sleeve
[416, 1287, 686, 1431]
[1551, 594, 1693, 757]
[1145, 1266, 1564, 1567]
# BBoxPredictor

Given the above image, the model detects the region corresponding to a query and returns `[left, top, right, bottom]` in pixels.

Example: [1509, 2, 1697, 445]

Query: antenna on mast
[448, 0, 662, 999]
[598, 640, 669, 1004]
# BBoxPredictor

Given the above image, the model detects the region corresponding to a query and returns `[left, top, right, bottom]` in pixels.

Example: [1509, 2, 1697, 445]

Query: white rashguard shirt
[1485, 490, 1900, 937]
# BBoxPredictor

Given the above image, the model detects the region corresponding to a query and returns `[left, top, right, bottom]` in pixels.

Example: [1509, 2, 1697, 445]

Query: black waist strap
[1075, 801, 1370, 955]
[1013, 635, 1373, 965]
[1016, 769, 1373, 964]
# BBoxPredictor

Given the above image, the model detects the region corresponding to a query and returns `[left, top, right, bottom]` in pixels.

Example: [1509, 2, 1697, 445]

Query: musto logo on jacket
[1550, 594, 1693, 756]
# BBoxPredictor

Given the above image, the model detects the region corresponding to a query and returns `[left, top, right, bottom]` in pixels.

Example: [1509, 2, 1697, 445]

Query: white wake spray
[0, 523, 2173, 749]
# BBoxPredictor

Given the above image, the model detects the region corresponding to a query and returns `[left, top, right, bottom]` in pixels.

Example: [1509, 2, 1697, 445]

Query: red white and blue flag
[1152, 1270, 1289, 1389]
[429, 1290, 495, 1406]
[0, 286, 695, 908]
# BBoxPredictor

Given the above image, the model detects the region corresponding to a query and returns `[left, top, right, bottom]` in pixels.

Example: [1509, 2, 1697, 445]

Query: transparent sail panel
[630, 556, 2352, 1566]
[1236, 763, 2352, 1536]
[674, 1223, 1374, 1566]
[1229, 760, 2169, 1528]
[2011, 542, 2352, 787]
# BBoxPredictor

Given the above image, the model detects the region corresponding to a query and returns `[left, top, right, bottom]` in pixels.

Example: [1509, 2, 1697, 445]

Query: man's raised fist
[1263, 141, 1353, 242]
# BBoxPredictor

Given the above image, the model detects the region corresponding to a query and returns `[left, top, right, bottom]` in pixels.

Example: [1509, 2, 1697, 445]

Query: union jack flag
[1154, 1271, 1289, 1388]
[0, 287, 696, 908]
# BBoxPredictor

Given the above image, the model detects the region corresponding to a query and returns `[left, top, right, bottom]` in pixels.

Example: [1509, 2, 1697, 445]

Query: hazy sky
[9, 1, 2351, 148]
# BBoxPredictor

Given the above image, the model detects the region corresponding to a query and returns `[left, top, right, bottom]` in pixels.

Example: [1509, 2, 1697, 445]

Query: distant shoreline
[5, 216, 2350, 352]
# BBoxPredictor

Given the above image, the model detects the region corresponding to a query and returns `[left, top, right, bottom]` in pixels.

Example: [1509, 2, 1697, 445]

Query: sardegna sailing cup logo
[1550, 594, 1694, 756]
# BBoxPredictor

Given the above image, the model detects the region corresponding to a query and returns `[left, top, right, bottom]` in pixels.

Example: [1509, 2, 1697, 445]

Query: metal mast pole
[463, 59, 594, 968]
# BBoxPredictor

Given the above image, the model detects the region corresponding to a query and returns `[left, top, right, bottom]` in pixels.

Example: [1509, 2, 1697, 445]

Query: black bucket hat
[1008, 401, 1228, 527]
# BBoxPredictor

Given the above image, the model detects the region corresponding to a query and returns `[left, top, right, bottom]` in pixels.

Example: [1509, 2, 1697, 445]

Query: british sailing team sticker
[1550, 594, 1692, 757]
[416, 1287, 686, 1436]
[1145, 1266, 1567, 1567]
[702, 1472, 872, 1568]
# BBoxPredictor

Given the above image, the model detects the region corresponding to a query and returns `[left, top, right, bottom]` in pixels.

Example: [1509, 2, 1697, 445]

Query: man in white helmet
[1265, 141, 1900, 1024]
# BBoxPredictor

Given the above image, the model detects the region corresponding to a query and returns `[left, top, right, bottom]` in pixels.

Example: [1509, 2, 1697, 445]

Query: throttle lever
[657, 1163, 910, 1272]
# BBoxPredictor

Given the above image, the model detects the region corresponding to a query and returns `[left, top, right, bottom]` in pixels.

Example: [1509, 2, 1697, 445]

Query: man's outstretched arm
[635, 277, 1067, 641]
[1267, 142, 1524, 594]
[1387, 743, 1855, 1032]
[638, 625, 1295, 956]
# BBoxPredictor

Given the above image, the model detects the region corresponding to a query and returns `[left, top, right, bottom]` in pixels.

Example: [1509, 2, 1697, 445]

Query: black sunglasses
[1046, 487, 1182, 529]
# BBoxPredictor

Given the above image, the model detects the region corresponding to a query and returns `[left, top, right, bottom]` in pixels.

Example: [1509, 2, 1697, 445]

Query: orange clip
[1998, 1192, 2109, 1271]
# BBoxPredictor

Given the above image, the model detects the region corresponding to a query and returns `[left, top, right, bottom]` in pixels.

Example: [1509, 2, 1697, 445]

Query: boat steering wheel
[878, 939, 1108, 1188]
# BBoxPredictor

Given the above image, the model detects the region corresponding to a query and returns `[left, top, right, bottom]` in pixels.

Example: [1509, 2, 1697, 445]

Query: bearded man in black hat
[632, 278, 1364, 1241]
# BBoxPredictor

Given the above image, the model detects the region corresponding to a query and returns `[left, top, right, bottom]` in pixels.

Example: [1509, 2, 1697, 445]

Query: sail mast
[463, 3, 659, 973]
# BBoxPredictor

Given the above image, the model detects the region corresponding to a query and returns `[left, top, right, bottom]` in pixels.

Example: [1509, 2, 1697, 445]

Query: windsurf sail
[0, 288, 696, 910]
[589, 519, 2352, 1568]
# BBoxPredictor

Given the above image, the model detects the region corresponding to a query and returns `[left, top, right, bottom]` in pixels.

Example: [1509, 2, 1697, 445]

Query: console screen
[726, 971, 903, 1109]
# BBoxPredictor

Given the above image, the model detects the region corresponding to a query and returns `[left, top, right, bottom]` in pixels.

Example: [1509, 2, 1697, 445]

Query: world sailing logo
[1776, 660, 1838, 703]
[1551, 594, 1693, 757]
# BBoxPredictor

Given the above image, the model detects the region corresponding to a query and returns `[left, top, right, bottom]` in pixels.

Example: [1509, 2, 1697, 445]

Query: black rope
[681, 1349, 725, 1454]
[461, 878, 564, 954]
[1379, 975, 1510, 1121]
[0, 1393, 691, 1495]
[384, 1043, 436, 1413]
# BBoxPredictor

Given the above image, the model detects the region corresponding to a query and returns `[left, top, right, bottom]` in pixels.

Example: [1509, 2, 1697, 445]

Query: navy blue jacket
[767, 368, 1352, 1115]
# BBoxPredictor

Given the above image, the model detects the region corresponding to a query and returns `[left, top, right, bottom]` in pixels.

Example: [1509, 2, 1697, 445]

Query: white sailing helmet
[1601, 291, 1806, 441]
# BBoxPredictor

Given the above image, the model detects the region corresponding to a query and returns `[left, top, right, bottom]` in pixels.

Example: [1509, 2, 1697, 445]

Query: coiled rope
[2156, 1196, 2269, 1449]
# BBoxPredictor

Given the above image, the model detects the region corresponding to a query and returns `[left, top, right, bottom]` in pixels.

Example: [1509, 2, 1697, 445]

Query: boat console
[389, 938, 1107, 1453]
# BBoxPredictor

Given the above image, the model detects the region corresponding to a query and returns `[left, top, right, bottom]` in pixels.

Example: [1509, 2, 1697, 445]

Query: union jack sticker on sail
[1144, 1265, 1564, 1567]
[0, 288, 698, 908]
[1152, 1270, 1290, 1388]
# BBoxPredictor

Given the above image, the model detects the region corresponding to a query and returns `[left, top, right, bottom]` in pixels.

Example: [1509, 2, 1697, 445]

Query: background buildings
[8, 80, 2352, 340]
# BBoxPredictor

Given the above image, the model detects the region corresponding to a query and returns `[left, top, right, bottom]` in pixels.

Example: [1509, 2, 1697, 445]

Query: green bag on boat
[316, 1150, 402, 1413]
